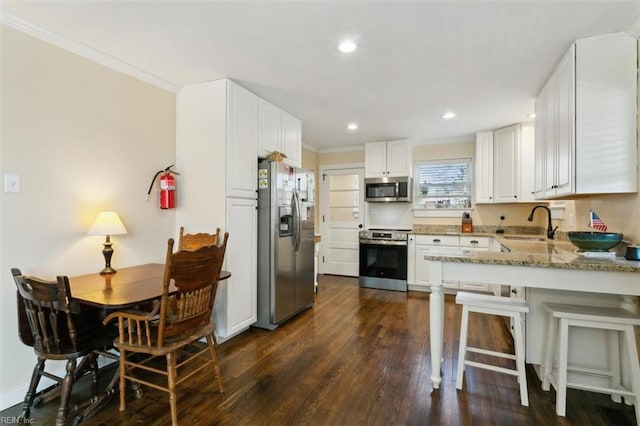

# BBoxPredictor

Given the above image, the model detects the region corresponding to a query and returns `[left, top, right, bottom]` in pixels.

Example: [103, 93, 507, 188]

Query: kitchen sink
[503, 235, 546, 242]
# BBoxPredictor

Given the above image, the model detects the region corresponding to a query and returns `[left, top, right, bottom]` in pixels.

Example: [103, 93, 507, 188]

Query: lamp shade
[87, 211, 128, 236]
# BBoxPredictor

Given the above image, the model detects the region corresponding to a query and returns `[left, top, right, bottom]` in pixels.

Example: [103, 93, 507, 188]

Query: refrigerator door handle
[292, 190, 301, 252]
[296, 191, 302, 251]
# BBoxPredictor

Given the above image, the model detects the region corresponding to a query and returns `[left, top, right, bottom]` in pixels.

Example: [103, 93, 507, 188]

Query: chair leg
[607, 330, 622, 403]
[542, 314, 557, 392]
[87, 352, 100, 397]
[513, 313, 529, 406]
[166, 352, 179, 426]
[56, 358, 77, 426]
[556, 318, 569, 417]
[206, 334, 224, 392]
[119, 350, 127, 411]
[622, 325, 640, 423]
[21, 357, 45, 419]
[456, 306, 470, 390]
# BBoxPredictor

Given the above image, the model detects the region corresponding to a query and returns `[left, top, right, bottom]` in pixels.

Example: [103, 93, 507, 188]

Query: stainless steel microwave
[364, 177, 412, 202]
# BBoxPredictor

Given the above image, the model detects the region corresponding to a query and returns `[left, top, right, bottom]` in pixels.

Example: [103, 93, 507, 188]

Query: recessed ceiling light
[527, 113, 536, 119]
[441, 112, 456, 119]
[347, 123, 358, 130]
[338, 40, 358, 53]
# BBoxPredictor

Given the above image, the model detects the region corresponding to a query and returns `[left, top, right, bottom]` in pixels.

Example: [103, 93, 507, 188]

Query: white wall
[0, 26, 176, 407]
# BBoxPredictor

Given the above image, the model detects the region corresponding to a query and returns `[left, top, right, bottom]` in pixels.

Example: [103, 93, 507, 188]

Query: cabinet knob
[433, 239, 441, 243]
[470, 240, 479, 244]
[511, 289, 517, 294]
[514, 195, 518, 198]
[489, 196, 493, 200]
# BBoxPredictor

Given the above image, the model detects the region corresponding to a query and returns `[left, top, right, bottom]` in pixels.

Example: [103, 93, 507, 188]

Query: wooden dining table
[68, 263, 231, 424]
[69, 263, 231, 309]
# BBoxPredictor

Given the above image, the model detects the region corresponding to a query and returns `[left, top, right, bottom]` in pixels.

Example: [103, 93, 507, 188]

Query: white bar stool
[541, 302, 640, 422]
[455, 291, 529, 406]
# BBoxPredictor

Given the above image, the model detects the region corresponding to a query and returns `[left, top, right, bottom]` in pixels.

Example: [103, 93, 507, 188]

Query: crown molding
[624, 14, 640, 38]
[317, 144, 365, 154]
[301, 143, 318, 152]
[1, 12, 180, 94]
[412, 134, 475, 146]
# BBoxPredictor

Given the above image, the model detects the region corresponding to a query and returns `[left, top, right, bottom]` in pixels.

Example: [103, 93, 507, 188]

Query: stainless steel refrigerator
[255, 160, 315, 330]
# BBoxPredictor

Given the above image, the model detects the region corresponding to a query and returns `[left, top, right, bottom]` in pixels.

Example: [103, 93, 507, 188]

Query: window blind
[414, 159, 472, 208]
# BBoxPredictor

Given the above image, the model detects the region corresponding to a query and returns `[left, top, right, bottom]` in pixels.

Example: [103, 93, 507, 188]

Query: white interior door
[319, 167, 365, 276]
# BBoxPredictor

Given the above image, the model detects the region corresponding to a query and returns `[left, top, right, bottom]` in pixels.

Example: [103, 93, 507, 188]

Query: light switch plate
[4, 174, 21, 193]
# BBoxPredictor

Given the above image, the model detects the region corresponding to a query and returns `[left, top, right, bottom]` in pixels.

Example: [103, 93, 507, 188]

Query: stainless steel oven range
[358, 229, 410, 292]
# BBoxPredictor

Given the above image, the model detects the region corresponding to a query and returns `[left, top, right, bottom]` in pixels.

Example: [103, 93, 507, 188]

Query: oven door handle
[359, 239, 408, 246]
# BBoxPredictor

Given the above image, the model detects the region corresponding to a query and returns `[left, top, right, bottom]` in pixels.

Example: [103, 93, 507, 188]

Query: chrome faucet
[527, 205, 558, 240]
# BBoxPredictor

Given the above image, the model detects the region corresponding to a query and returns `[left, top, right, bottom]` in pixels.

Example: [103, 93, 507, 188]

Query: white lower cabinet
[214, 197, 258, 341]
[409, 235, 497, 294]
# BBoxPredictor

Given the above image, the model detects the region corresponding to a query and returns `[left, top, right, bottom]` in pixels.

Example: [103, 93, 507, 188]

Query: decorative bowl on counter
[567, 231, 623, 252]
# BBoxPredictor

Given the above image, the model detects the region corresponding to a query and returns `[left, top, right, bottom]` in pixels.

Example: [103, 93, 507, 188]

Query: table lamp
[88, 211, 128, 275]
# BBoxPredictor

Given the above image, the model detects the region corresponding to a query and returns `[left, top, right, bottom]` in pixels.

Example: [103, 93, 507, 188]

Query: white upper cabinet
[534, 32, 637, 199]
[258, 98, 282, 156]
[493, 124, 520, 203]
[364, 140, 412, 178]
[281, 111, 301, 167]
[475, 123, 534, 204]
[535, 46, 575, 199]
[474, 131, 494, 203]
[227, 81, 259, 199]
[258, 98, 301, 167]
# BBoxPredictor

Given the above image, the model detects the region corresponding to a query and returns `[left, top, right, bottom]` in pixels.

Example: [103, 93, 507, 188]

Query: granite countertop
[414, 230, 640, 273]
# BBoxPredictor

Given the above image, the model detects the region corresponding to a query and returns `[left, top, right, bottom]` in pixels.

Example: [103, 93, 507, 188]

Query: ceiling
[2, 1, 639, 151]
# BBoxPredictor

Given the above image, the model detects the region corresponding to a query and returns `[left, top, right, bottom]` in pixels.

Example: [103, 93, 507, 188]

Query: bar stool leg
[556, 318, 570, 417]
[622, 325, 640, 423]
[513, 312, 528, 406]
[607, 329, 622, 403]
[456, 305, 470, 390]
[542, 313, 558, 392]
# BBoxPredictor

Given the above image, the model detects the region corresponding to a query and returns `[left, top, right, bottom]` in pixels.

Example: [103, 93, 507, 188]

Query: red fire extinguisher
[147, 165, 179, 209]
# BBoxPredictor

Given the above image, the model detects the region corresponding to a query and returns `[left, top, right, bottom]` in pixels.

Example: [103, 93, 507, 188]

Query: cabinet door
[553, 45, 575, 197]
[227, 82, 258, 199]
[258, 98, 282, 158]
[364, 142, 387, 178]
[415, 245, 459, 288]
[519, 123, 535, 202]
[474, 131, 494, 203]
[543, 76, 558, 198]
[224, 197, 258, 336]
[386, 140, 412, 177]
[282, 112, 301, 167]
[533, 95, 546, 198]
[493, 124, 520, 203]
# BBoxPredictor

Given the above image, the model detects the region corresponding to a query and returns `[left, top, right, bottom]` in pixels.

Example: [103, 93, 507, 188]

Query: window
[414, 159, 472, 215]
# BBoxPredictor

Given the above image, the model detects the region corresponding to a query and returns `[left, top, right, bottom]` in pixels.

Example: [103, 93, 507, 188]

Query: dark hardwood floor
[3, 275, 637, 425]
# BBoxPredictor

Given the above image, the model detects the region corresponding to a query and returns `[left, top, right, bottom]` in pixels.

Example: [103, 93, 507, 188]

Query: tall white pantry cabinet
[176, 79, 258, 341]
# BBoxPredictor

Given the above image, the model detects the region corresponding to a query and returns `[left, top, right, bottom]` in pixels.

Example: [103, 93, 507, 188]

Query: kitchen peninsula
[423, 237, 640, 390]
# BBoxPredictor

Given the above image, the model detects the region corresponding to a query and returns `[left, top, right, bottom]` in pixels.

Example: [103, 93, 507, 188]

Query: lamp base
[99, 266, 117, 275]
[100, 236, 117, 275]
